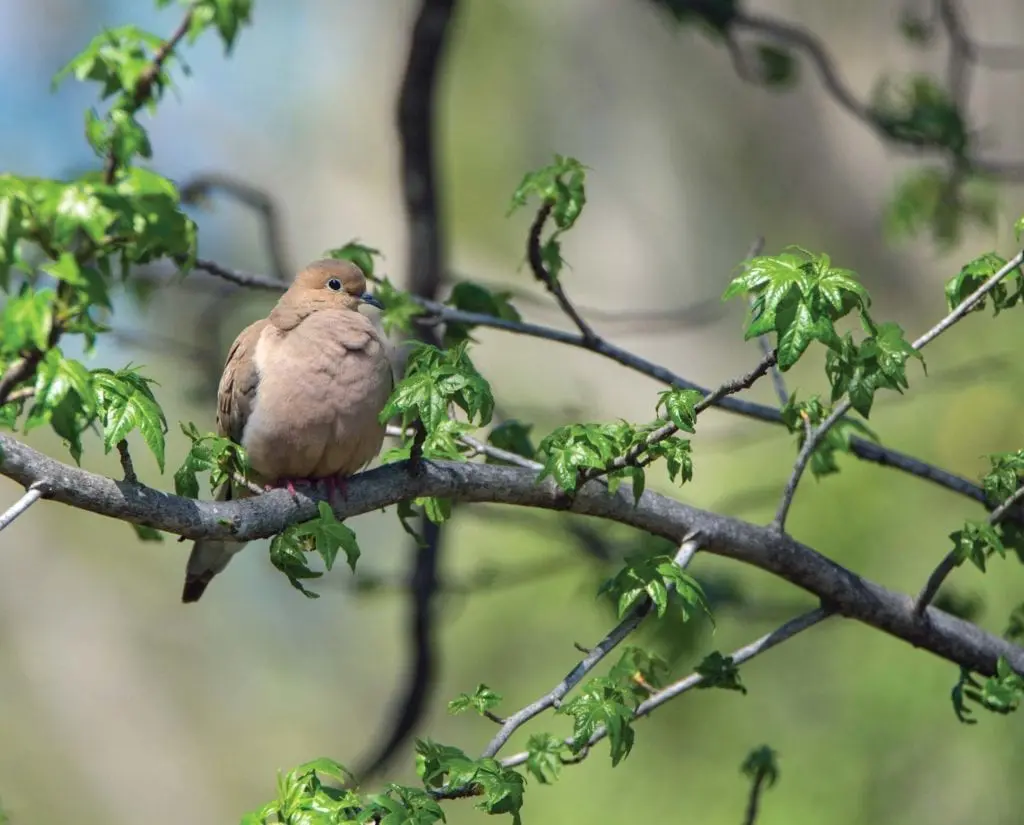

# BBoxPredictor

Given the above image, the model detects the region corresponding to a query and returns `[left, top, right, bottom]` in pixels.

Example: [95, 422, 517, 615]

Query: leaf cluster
[509, 155, 587, 280]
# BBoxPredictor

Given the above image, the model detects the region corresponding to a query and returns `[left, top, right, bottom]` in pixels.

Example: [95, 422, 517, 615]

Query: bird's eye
[327, 278, 343, 292]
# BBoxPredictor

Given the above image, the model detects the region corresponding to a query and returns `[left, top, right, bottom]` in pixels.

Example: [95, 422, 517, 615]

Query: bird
[181, 258, 393, 603]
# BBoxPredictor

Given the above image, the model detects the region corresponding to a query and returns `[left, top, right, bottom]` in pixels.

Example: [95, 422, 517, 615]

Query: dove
[181, 258, 393, 603]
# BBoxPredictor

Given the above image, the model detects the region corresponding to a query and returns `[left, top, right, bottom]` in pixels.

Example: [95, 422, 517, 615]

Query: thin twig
[116, 440, 137, 484]
[0, 483, 45, 532]
[590, 348, 778, 481]
[914, 481, 1024, 616]
[0, 355, 44, 408]
[742, 762, 771, 825]
[497, 607, 830, 772]
[527, 202, 599, 343]
[739, 236, 787, 407]
[103, 6, 194, 184]
[725, 5, 1024, 179]
[773, 249, 1024, 532]
[480, 535, 701, 759]
[179, 173, 291, 280]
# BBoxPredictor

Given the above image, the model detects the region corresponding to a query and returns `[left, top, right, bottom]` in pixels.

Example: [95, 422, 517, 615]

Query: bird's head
[286, 259, 383, 313]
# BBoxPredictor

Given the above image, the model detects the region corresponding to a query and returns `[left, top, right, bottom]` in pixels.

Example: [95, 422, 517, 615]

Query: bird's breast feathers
[240, 309, 392, 479]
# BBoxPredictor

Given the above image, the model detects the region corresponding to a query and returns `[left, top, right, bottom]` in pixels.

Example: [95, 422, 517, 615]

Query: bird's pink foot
[266, 478, 304, 497]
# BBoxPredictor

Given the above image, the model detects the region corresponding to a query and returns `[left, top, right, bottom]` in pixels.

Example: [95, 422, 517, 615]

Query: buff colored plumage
[181, 259, 393, 603]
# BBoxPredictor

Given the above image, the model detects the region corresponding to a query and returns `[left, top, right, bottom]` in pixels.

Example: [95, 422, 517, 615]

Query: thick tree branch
[3, 433, 1022, 677]
[773, 249, 1024, 532]
[355, 0, 459, 783]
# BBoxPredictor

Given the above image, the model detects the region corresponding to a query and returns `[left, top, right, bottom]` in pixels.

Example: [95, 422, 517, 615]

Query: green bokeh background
[1, 2, 1024, 824]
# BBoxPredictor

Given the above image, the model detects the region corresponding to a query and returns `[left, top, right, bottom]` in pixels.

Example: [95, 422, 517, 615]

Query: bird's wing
[216, 318, 268, 444]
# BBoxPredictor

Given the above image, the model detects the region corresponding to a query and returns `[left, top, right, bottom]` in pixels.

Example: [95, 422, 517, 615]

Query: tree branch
[914, 481, 1024, 616]
[498, 607, 830, 772]
[354, 0, 459, 783]
[189, 257, 990, 509]
[480, 535, 700, 758]
[103, 5, 194, 184]
[179, 173, 291, 280]
[3, 433, 1023, 676]
[0, 482, 45, 532]
[773, 249, 1024, 532]
[526, 202, 598, 343]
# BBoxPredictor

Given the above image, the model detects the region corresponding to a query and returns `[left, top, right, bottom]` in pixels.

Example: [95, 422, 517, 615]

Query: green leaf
[269, 528, 322, 599]
[371, 277, 425, 336]
[487, 420, 535, 461]
[723, 248, 869, 369]
[944, 252, 1018, 316]
[982, 450, 1024, 506]
[381, 342, 494, 460]
[558, 677, 636, 766]
[291, 500, 361, 572]
[656, 388, 702, 433]
[537, 423, 615, 492]
[951, 660, 1024, 723]
[92, 367, 167, 471]
[443, 281, 522, 346]
[646, 436, 693, 486]
[25, 349, 97, 463]
[131, 523, 164, 542]
[950, 520, 1005, 573]
[755, 44, 797, 87]
[53, 25, 170, 100]
[193, 0, 254, 52]
[364, 784, 445, 825]
[649, 0, 739, 37]
[325, 239, 383, 278]
[741, 745, 780, 788]
[448, 683, 503, 717]
[608, 646, 669, 698]
[599, 553, 712, 622]
[825, 323, 923, 418]
[524, 733, 565, 784]
[1, 287, 54, 355]
[781, 395, 878, 477]
[174, 422, 249, 497]
[872, 74, 967, 155]
[415, 740, 525, 824]
[44, 253, 112, 310]
[509, 155, 588, 231]
[695, 651, 747, 694]
[291, 756, 353, 787]
[885, 167, 996, 247]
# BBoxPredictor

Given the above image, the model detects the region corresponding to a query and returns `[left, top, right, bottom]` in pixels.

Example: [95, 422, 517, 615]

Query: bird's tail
[181, 482, 248, 603]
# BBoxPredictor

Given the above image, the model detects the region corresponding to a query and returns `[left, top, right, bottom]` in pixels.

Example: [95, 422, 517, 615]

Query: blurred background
[2, 1, 1024, 823]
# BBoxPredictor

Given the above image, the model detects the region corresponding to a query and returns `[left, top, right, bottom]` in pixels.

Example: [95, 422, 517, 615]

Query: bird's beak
[360, 292, 384, 310]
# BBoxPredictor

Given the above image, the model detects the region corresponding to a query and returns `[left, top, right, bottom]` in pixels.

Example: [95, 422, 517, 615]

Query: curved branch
[2, 432, 1022, 677]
